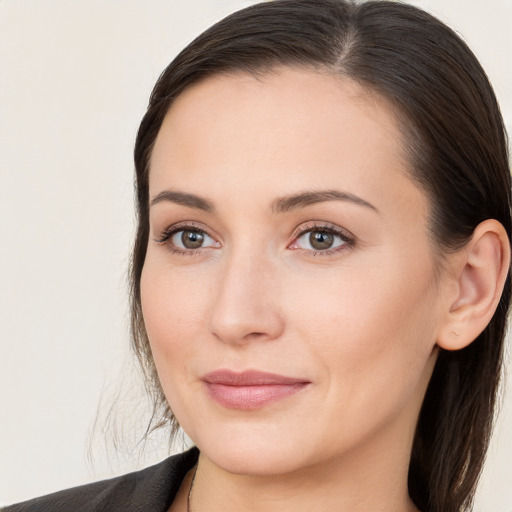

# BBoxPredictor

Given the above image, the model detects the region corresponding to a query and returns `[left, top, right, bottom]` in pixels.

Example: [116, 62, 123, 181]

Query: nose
[208, 249, 285, 345]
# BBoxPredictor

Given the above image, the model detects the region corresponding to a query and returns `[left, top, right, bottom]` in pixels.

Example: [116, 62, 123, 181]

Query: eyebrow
[271, 190, 378, 214]
[149, 188, 378, 214]
[150, 190, 214, 212]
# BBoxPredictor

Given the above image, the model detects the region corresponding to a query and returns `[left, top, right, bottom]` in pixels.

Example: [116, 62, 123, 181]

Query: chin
[188, 422, 315, 476]
[207, 444, 304, 476]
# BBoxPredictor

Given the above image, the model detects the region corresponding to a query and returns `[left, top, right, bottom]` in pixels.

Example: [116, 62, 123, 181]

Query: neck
[189, 419, 419, 512]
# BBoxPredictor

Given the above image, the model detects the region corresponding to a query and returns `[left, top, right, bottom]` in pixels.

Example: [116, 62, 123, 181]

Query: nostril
[209, 312, 285, 345]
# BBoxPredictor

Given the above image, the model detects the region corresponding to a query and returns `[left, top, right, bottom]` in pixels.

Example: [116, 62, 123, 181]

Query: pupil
[310, 231, 333, 250]
[182, 230, 204, 249]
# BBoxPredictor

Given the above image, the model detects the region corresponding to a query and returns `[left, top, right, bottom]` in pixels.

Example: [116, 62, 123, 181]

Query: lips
[201, 370, 310, 410]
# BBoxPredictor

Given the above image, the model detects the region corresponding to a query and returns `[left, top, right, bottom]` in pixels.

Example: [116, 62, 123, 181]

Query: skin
[140, 68, 461, 512]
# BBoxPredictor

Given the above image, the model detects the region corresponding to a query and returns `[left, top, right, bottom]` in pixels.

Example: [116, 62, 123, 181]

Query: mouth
[201, 369, 311, 410]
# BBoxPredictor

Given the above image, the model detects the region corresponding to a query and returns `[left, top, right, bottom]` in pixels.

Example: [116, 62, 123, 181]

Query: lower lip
[204, 382, 308, 410]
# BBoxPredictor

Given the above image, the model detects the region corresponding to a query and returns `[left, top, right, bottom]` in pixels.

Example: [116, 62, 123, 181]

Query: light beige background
[1, 0, 511, 509]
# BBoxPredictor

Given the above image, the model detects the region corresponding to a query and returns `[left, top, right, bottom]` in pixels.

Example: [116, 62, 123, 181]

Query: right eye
[157, 225, 220, 254]
[171, 229, 217, 250]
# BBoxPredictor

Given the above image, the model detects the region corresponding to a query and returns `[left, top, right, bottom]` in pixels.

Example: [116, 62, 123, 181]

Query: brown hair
[131, 1, 511, 511]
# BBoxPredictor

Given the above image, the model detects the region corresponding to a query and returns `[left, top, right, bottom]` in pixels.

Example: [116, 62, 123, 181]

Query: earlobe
[437, 219, 510, 351]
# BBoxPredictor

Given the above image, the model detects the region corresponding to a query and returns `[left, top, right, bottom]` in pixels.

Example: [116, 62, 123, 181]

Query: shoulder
[2, 447, 199, 512]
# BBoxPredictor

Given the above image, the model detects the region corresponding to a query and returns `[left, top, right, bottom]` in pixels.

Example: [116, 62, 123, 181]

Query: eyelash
[290, 222, 355, 257]
[155, 221, 356, 257]
[155, 221, 213, 257]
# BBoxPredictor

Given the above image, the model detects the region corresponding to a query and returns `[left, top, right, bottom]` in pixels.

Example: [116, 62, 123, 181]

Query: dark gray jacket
[2, 448, 199, 512]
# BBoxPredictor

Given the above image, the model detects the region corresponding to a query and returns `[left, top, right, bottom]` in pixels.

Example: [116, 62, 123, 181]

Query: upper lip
[202, 369, 310, 386]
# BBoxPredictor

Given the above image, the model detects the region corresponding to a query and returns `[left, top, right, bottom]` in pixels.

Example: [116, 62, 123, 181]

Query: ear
[437, 219, 510, 351]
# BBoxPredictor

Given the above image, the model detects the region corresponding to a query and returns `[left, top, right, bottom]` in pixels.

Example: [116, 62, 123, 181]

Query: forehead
[149, 67, 425, 219]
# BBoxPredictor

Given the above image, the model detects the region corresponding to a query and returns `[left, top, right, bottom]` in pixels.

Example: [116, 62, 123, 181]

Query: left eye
[293, 230, 348, 251]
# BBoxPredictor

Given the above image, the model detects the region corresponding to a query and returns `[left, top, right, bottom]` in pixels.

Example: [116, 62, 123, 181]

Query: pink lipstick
[202, 370, 310, 410]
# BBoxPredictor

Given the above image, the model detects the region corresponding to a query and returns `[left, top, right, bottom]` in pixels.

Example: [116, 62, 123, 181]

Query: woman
[4, 1, 510, 511]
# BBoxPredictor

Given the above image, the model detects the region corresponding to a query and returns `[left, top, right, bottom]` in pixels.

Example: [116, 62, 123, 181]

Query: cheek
[140, 260, 210, 373]
[140, 260, 218, 436]
[287, 255, 438, 410]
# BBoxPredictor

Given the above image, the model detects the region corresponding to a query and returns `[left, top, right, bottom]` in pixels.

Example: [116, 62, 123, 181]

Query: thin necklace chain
[187, 464, 198, 512]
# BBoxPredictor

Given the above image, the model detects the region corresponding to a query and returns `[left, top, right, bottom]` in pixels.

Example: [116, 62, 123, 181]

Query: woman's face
[141, 68, 446, 475]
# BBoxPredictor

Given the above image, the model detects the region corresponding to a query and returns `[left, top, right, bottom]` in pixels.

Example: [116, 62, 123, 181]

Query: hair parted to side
[130, 1, 511, 511]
